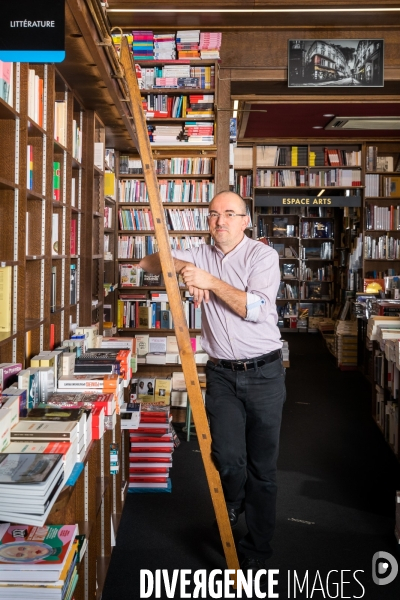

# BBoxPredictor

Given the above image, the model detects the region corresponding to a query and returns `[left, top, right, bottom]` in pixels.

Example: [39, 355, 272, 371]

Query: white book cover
[166, 336, 179, 353]
[136, 334, 149, 356]
[52, 213, 59, 255]
[11, 420, 78, 441]
[149, 336, 167, 353]
[71, 177, 76, 207]
[94, 142, 104, 170]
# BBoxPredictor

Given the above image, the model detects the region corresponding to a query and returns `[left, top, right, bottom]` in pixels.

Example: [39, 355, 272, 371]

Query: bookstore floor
[103, 334, 400, 600]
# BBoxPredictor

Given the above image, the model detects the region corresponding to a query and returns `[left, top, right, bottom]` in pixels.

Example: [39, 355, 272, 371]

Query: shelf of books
[116, 146, 216, 357]
[0, 333, 132, 600]
[233, 142, 364, 332]
[112, 26, 222, 423]
[116, 149, 211, 421]
[364, 142, 400, 282]
[112, 29, 220, 149]
[0, 60, 101, 365]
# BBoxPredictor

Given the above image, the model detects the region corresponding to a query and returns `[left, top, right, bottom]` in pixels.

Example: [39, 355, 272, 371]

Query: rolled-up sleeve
[246, 246, 280, 324]
[170, 248, 196, 265]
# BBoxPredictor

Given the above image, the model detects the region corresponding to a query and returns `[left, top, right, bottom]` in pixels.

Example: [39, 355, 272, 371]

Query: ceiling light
[323, 114, 334, 117]
[313, 126, 323, 129]
[108, 8, 400, 12]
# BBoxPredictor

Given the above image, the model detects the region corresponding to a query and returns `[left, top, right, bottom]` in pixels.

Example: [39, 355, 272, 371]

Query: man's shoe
[227, 507, 240, 528]
[240, 557, 267, 585]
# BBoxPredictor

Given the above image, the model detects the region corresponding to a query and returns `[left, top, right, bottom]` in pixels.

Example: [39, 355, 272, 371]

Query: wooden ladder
[119, 37, 240, 578]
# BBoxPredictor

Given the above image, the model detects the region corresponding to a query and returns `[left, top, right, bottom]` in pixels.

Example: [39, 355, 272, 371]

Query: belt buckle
[234, 361, 247, 371]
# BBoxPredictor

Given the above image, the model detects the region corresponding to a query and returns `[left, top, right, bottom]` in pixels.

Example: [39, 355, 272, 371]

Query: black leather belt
[210, 350, 281, 371]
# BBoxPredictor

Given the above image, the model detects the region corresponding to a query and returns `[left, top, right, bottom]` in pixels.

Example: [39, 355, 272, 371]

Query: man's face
[208, 193, 249, 250]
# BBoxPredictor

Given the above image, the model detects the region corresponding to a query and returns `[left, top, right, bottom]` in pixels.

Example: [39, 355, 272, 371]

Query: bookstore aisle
[103, 333, 400, 600]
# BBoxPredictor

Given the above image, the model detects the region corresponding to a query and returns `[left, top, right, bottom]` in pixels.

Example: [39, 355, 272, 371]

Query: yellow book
[117, 299, 124, 329]
[205, 67, 210, 89]
[154, 378, 172, 407]
[0, 266, 11, 332]
[104, 172, 115, 197]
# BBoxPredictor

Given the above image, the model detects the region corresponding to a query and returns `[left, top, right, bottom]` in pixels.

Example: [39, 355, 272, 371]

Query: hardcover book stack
[0, 453, 66, 526]
[128, 410, 174, 493]
[0, 523, 80, 599]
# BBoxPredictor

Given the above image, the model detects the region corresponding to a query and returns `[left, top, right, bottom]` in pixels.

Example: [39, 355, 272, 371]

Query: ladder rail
[119, 36, 240, 578]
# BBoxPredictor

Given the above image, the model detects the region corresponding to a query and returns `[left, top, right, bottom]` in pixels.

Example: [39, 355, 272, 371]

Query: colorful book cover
[53, 162, 61, 201]
[0, 523, 77, 570]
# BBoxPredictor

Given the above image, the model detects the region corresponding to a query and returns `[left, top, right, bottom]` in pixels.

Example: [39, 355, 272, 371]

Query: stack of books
[153, 33, 176, 60]
[176, 30, 200, 60]
[185, 94, 214, 119]
[0, 453, 65, 525]
[199, 32, 222, 59]
[183, 121, 214, 145]
[129, 410, 174, 492]
[132, 30, 154, 60]
[148, 124, 182, 145]
[0, 523, 79, 598]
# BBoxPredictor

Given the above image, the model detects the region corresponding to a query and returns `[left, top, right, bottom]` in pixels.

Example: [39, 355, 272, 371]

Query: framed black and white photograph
[288, 39, 384, 87]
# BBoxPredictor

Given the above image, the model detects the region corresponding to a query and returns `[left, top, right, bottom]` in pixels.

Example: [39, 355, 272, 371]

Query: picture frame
[288, 39, 384, 88]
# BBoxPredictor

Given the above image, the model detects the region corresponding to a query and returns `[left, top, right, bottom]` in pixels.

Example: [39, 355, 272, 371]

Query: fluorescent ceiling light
[108, 8, 400, 12]
[313, 126, 323, 129]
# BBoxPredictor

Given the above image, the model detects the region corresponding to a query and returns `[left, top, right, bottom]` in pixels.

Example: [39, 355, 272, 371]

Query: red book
[129, 476, 169, 483]
[39, 78, 44, 128]
[129, 466, 169, 473]
[129, 447, 172, 453]
[50, 323, 55, 350]
[70, 219, 77, 255]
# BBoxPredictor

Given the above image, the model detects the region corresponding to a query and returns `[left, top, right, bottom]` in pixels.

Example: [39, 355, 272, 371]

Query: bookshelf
[233, 142, 364, 332]
[0, 53, 128, 600]
[364, 142, 400, 282]
[46, 419, 129, 600]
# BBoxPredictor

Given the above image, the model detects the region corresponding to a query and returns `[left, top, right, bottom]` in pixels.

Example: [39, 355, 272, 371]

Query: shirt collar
[213, 234, 248, 259]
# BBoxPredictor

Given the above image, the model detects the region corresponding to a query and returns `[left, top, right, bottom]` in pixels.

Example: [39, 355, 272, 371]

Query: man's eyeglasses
[207, 211, 247, 220]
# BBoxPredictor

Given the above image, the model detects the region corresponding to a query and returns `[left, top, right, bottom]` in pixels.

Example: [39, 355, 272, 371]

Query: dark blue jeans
[205, 355, 286, 561]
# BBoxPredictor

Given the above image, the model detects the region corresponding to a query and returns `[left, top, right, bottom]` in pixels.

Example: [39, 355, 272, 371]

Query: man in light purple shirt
[139, 190, 286, 577]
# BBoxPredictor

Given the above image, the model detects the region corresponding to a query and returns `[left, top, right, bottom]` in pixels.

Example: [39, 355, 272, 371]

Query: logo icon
[372, 551, 398, 586]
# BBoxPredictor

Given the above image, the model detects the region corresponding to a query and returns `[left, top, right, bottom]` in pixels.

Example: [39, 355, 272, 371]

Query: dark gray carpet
[102, 333, 400, 599]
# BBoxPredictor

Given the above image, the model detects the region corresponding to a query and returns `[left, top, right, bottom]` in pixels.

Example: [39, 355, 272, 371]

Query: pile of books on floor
[129, 410, 174, 493]
[128, 375, 176, 492]
[0, 523, 82, 599]
[335, 320, 358, 368]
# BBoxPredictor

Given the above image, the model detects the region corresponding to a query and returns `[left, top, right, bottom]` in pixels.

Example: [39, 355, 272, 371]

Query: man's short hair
[210, 190, 247, 215]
